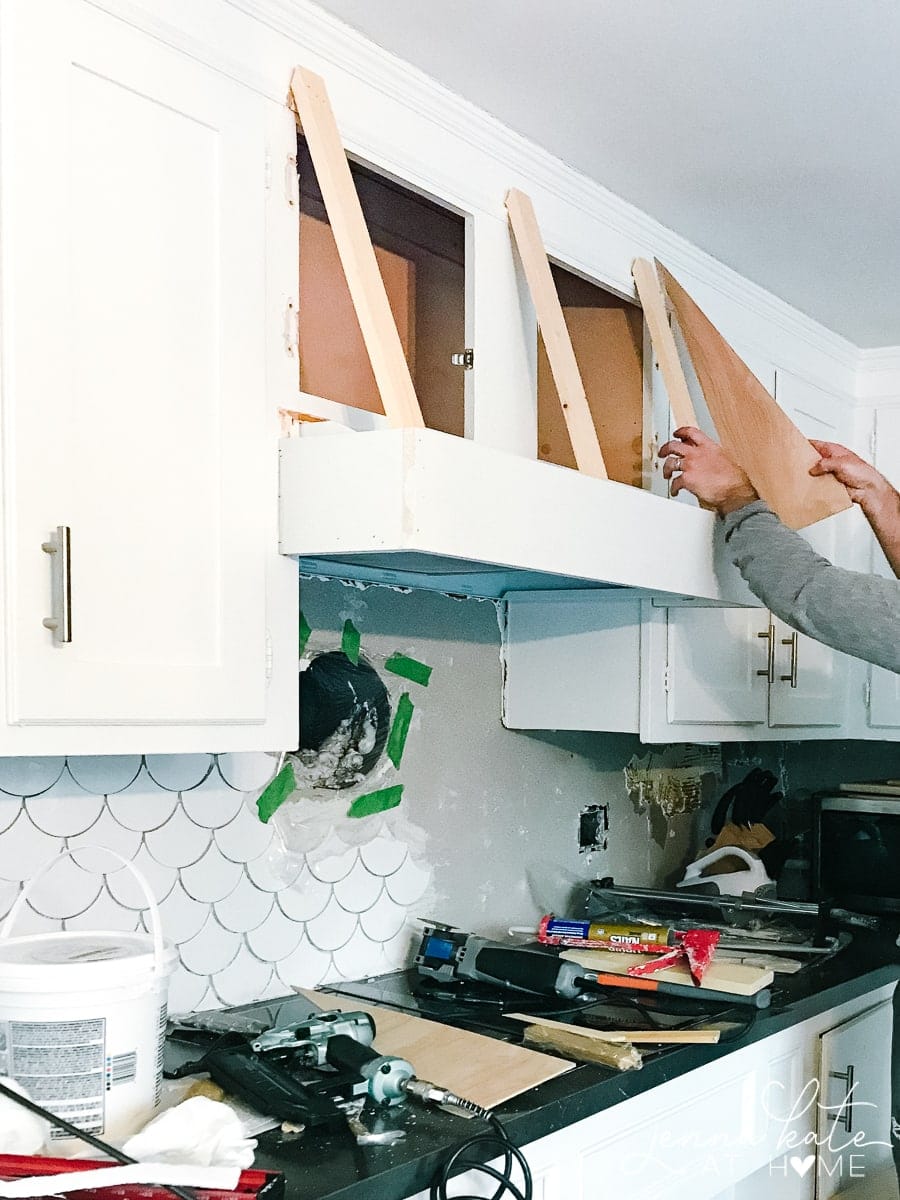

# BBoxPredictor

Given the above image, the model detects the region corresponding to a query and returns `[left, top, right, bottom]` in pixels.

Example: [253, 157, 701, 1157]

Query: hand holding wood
[659, 427, 759, 515]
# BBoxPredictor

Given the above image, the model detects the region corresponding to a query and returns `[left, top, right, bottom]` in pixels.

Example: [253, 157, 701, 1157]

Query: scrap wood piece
[505, 1013, 720, 1044]
[631, 258, 698, 430]
[289, 67, 425, 430]
[522, 1022, 642, 1070]
[657, 262, 852, 529]
[505, 188, 608, 479]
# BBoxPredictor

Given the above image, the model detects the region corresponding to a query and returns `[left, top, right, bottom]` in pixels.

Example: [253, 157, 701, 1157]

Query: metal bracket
[450, 348, 474, 370]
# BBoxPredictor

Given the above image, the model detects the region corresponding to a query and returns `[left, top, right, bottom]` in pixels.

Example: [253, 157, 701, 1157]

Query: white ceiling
[311, 0, 900, 349]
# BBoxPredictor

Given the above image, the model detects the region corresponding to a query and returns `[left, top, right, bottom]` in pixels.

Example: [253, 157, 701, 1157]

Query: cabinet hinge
[450, 348, 474, 370]
[864, 679, 871, 711]
[870, 425, 877, 462]
[285, 156, 299, 207]
[663, 664, 671, 695]
[265, 631, 273, 684]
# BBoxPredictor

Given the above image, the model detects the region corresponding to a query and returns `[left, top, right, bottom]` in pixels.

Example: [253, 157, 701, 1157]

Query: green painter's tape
[386, 693, 414, 769]
[342, 619, 361, 665]
[298, 611, 312, 656]
[348, 784, 404, 819]
[385, 652, 432, 687]
[256, 762, 296, 823]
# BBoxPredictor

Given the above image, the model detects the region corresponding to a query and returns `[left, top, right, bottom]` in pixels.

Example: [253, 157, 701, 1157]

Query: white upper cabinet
[0, 0, 297, 753]
[865, 405, 900, 730]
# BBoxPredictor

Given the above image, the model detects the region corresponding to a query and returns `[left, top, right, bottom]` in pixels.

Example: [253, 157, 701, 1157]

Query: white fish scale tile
[181, 776, 245, 830]
[65, 888, 143, 933]
[332, 858, 385, 914]
[382, 924, 415, 969]
[215, 753, 279, 793]
[245, 845, 303, 893]
[214, 800, 273, 864]
[26, 782, 105, 837]
[0, 810, 67, 882]
[275, 866, 332, 923]
[25, 856, 103, 920]
[145, 805, 212, 869]
[0, 757, 66, 798]
[178, 914, 242, 976]
[0, 798, 21, 836]
[108, 779, 180, 832]
[179, 844, 244, 904]
[210, 946, 274, 1007]
[68, 810, 143, 869]
[359, 891, 408, 942]
[382, 855, 432, 907]
[145, 755, 215, 792]
[330, 925, 394, 981]
[213, 876, 274, 934]
[66, 756, 143, 795]
[0, 879, 20, 921]
[359, 835, 409, 877]
[257, 973, 296, 1001]
[245, 904, 304, 962]
[8, 906, 62, 935]
[306, 841, 359, 885]
[305, 896, 359, 953]
[167, 964, 215, 1017]
[156, 881, 210, 944]
[105, 844, 177, 909]
[274, 935, 333, 990]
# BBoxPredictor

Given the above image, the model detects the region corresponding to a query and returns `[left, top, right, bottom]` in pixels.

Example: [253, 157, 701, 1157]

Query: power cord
[403, 1079, 532, 1200]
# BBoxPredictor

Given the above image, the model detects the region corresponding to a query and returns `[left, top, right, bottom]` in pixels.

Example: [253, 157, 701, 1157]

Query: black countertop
[248, 935, 900, 1200]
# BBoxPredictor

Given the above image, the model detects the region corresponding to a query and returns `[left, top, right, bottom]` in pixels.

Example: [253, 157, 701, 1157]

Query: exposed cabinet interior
[537, 265, 644, 486]
[296, 137, 466, 435]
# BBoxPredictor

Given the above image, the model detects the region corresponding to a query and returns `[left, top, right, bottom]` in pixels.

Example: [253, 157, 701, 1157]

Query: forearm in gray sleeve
[722, 501, 900, 674]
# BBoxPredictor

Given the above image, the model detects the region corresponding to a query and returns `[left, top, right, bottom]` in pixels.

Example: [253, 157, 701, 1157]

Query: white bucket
[0, 849, 177, 1155]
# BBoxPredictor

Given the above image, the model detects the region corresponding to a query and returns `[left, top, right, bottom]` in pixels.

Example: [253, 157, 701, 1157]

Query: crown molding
[855, 346, 900, 403]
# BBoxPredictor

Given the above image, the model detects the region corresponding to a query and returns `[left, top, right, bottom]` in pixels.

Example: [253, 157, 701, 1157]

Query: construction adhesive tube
[538, 915, 674, 952]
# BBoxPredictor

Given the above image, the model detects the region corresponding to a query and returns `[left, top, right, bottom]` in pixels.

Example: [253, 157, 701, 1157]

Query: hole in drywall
[296, 651, 391, 789]
[579, 803, 609, 853]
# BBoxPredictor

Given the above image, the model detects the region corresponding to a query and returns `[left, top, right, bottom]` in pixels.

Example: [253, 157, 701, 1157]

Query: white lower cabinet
[404, 987, 896, 1200]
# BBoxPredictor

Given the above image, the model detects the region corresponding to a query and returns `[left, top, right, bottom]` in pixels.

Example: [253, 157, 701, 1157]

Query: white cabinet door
[867, 407, 900, 730]
[0, 1, 289, 740]
[816, 1000, 895, 1200]
[665, 606, 769, 725]
[768, 618, 851, 729]
[502, 591, 641, 732]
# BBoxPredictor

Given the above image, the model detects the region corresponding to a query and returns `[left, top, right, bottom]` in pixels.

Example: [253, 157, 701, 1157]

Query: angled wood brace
[289, 67, 425, 429]
[631, 258, 698, 430]
[505, 188, 608, 479]
[637, 257, 851, 528]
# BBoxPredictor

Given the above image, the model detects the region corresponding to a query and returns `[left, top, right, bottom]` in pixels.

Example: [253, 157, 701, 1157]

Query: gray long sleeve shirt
[722, 500, 900, 674]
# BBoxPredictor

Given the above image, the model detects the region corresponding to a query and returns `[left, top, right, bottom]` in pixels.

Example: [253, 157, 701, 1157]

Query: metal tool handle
[41, 525, 72, 644]
[780, 632, 799, 687]
[756, 624, 775, 681]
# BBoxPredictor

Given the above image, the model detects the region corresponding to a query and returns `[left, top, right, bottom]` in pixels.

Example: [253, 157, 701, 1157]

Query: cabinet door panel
[868, 407, 900, 729]
[666, 608, 769, 725]
[768, 620, 850, 729]
[1, 1, 269, 723]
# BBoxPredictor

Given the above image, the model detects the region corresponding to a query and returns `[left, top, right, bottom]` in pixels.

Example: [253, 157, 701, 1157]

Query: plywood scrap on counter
[657, 263, 851, 529]
[631, 258, 698, 430]
[295, 989, 574, 1110]
[560, 948, 773, 996]
[289, 67, 425, 429]
[505, 188, 608, 479]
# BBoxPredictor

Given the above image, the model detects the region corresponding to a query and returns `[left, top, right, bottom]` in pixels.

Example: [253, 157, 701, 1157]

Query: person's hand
[658, 427, 759, 515]
[808, 440, 891, 514]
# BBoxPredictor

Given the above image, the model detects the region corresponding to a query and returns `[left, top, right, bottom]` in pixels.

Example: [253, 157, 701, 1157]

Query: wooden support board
[631, 258, 698, 430]
[505, 1013, 721, 1044]
[505, 188, 608, 479]
[289, 67, 425, 429]
[657, 263, 852, 529]
[295, 989, 574, 1110]
[561, 948, 773, 996]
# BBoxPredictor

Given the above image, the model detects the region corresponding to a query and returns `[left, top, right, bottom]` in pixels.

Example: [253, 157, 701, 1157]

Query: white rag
[0, 1078, 48, 1155]
[122, 1096, 257, 1169]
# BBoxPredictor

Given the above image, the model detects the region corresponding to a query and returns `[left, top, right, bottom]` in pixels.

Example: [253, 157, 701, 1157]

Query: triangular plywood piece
[505, 188, 608, 479]
[289, 67, 425, 429]
[657, 263, 851, 529]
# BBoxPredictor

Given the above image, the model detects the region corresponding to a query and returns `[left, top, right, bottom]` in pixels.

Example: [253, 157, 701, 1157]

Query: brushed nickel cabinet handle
[41, 526, 72, 644]
[756, 625, 775, 682]
[780, 632, 799, 687]
[828, 1063, 855, 1132]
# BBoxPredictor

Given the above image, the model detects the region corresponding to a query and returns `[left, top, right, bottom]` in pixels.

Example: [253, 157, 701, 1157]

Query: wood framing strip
[505, 188, 608, 479]
[658, 262, 851, 529]
[289, 67, 424, 429]
[631, 258, 698, 430]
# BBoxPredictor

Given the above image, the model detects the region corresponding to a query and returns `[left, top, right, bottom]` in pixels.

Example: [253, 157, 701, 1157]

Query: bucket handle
[0, 847, 166, 974]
